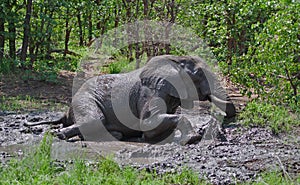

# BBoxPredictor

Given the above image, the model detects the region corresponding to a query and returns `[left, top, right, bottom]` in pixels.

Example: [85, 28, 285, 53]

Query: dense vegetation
[0, 1, 299, 127]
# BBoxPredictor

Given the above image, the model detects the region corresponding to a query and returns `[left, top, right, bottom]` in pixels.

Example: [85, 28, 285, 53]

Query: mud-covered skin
[1, 111, 299, 184]
[25, 55, 236, 144]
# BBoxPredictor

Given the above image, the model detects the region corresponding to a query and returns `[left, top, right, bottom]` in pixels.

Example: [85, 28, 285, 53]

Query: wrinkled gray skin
[25, 55, 236, 145]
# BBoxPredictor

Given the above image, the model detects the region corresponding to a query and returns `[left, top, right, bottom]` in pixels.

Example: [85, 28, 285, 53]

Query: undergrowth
[0, 95, 66, 112]
[101, 55, 148, 74]
[239, 100, 299, 134]
[247, 171, 300, 185]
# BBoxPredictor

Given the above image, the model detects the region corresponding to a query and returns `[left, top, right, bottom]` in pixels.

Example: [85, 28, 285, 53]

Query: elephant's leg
[56, 126, 82, 141]
[142, 114, 201, 145]
[56, 89, 122, 141]
[141, 97, 201, 145]
[142, 114, 178, 143]
[176, 116, 202, 145]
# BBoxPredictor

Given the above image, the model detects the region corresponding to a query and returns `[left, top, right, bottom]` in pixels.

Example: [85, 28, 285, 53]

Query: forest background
[0, 0, 299, 130]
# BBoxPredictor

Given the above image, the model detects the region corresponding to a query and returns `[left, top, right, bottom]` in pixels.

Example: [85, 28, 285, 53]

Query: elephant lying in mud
[25, 55, 236, 145]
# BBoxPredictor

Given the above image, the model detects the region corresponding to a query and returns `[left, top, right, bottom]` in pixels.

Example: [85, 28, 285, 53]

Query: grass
[0, 135, 299, 184]
[246, 171, 300, 185]
[239, 100, 299, 134]
[0, 134, 204, 185]
[101, 55, 148, 74]
[0, 95, 66, 112]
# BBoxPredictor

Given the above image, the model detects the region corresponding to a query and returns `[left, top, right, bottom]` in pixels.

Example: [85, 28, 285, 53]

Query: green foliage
[104, 58, 130, 74]
[0, 133, 55, 184]
[102, 55, 147, 74]
[0, 135, 202, 185]
[239, 100, 299, 134]
[230, 2, 299, 111]
[0, 59, 16, 74]
[248, 170, 300, 185]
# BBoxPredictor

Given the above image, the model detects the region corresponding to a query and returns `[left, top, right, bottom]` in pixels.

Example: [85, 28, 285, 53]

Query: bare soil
[0, 70, 74, 105]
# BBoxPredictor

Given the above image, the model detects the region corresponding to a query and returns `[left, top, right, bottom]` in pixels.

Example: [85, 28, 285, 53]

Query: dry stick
[256, 177, 269, 185]
[283, 64, 297, 97]
[273, 154, 292, 182]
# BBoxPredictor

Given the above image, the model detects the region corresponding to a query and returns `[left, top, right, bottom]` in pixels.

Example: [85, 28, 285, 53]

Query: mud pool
[0, 106, 299, 184]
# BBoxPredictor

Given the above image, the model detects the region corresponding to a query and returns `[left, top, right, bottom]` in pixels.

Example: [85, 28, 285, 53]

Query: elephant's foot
[179, 130, 202, 145]
[56, 126, 83, 141]
[144, 128, 175, 144]
[110, 131, 123, 140]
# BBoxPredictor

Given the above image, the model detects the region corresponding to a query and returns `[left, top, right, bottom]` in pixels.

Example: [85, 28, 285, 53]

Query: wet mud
[0, 107, 299, 184]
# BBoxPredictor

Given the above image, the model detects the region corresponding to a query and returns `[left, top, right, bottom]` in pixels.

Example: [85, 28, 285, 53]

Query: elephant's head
[140, 55, 236, 118]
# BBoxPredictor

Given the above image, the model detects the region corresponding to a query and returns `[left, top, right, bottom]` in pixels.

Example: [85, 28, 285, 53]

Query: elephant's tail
[24, 114, 67, 127]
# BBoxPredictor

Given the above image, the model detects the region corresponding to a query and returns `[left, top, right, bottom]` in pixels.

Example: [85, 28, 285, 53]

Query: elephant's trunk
[208, 95, 236, 118]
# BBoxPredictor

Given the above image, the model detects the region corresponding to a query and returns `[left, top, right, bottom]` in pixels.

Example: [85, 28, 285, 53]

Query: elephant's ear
[139, 57, 189, 100]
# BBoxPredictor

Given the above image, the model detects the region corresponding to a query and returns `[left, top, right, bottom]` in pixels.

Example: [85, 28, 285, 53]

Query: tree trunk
[225, 4, 237, 66]
[34, 5, 46, 60]
[7, 2, 16, 60]
[64, 7, 71, 57]
[142, 0, 152, 59]
[164, 0, 177, 55]
[135, 1, 140, 69]
[77, 9, 84, 46]
[88, 13, 93, 42]
[0, 7, 5, 61]
[8, 26, 16, 59]
[45, 10, 54, 59]
[95, 0, 101, 30]
[20, 0, 32, 62]
[123, 0, 133, 62]
[113, 4, 119, 47]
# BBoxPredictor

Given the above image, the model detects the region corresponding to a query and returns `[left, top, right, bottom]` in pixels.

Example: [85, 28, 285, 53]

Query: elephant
[25, 55, 236, 145]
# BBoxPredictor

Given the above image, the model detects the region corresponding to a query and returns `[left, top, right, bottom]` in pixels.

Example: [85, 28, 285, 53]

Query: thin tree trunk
[0, 7, 5, 61]
[20, 0, 32, 62]
[113, 4, 119, 47]
[7, 3, 16, 60]
[142, 0, 152, 59]
[135, 0, 141, 69]
[123, 0, 133, 62]
[77, 9, 84, 46]
[64, 7, 71, 57]
[88, 13, 93, 42]
[45, 11, 54, 59]
[96, 0, 101, 30]
[164, 0, 176, 55]
[225, 4, 236, 66]
[34, 5, 46, 59]
[29, 39, 35, 63]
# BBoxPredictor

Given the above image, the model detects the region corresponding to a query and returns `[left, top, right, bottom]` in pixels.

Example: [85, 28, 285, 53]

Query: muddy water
[0, 108, 299, 184]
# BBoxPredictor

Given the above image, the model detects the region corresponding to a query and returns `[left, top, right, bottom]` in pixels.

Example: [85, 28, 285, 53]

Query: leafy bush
[0, 58, 18, 74]
[231, 2, 299, 111]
